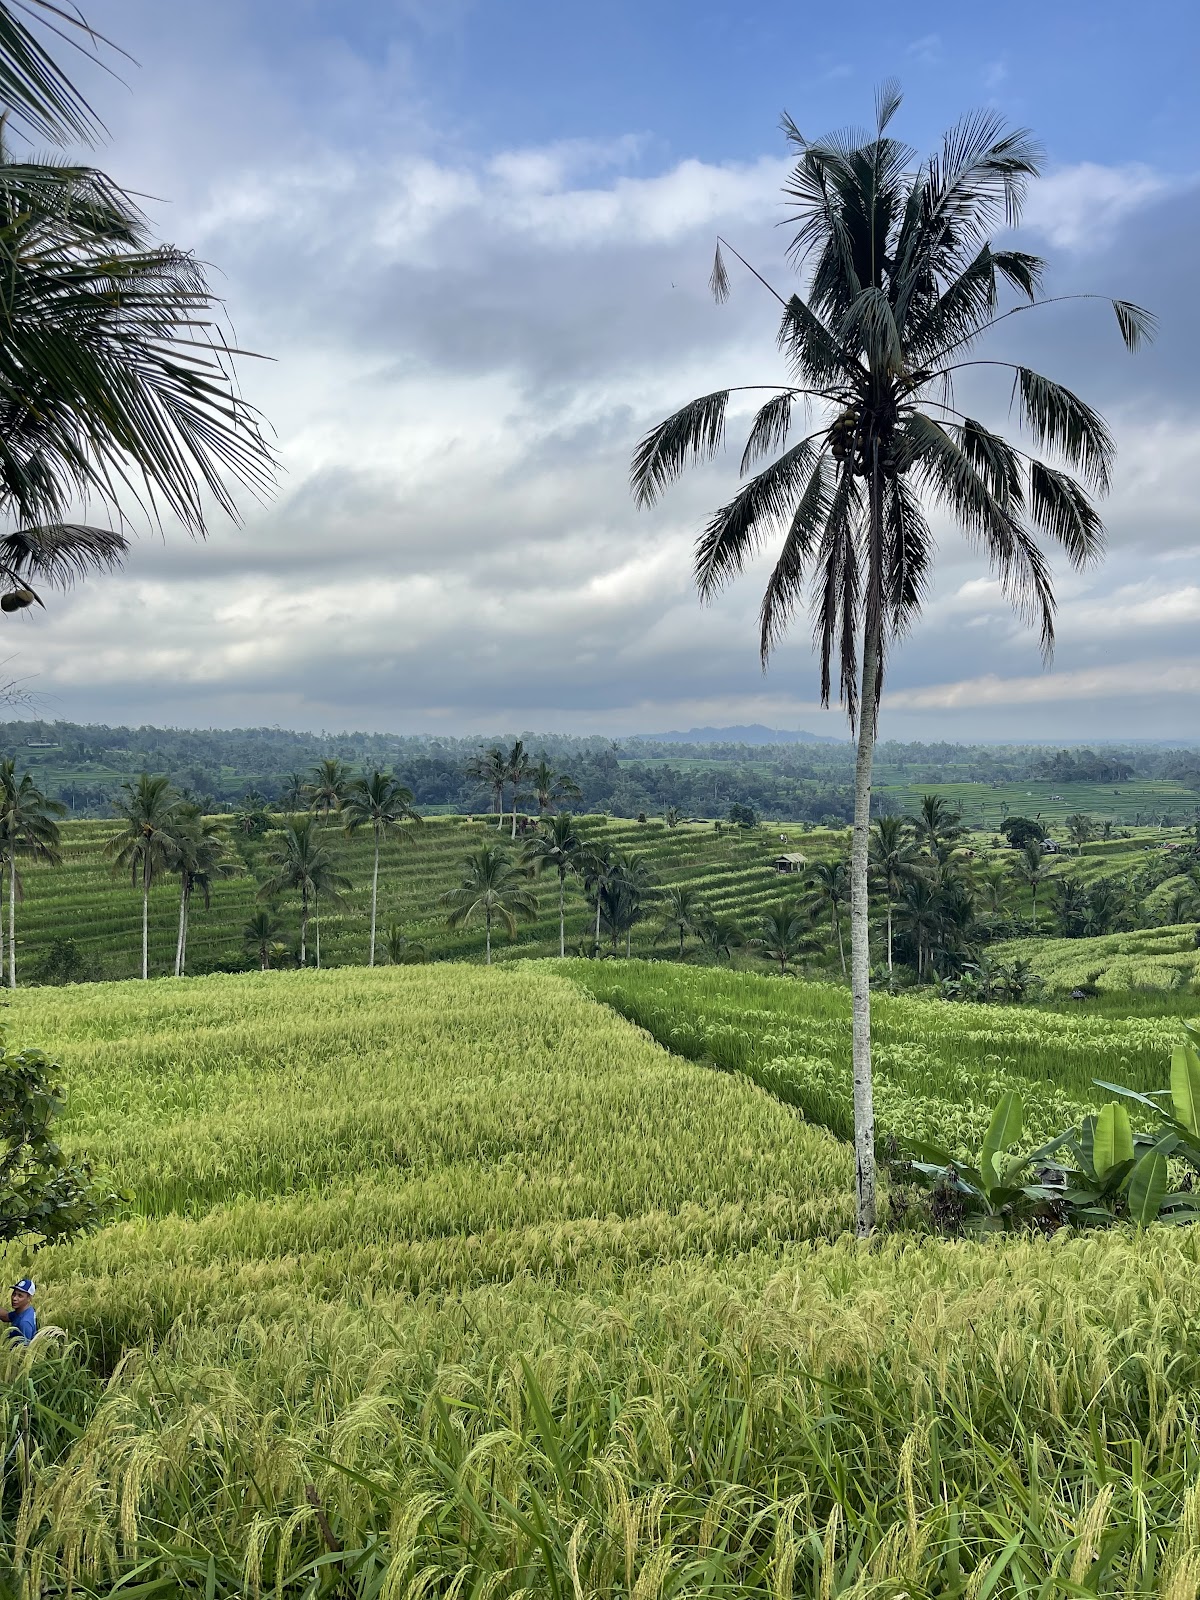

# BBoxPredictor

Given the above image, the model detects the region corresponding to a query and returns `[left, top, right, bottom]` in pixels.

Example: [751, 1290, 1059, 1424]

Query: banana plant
[1092, 1022, 1200, 1224]
[905, 1092, 1072, 1233]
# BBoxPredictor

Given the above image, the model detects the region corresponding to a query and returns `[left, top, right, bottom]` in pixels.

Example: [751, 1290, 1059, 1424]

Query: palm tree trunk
[850, 607, 881, 1238]
[594, 893, 601, 956]
[834, 909, 846, 977]
[886, 903, 893, 972]
[511, 800, 518, 840]
[300, 887, 308, 966]
[558, 869, 566, 960]
[369, 828, 380, 966]
[7, 851, 15, 990]
[626, 929, 632, 959]
[315, 895, 321, 970]
[485, 906, 492, 965]
[0, 866, 7, 979]
[174, 881, 186, 977]
[142, 859, 150, 981]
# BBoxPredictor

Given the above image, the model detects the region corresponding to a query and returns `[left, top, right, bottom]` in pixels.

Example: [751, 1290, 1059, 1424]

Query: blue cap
[11, 1279, 33, 1295]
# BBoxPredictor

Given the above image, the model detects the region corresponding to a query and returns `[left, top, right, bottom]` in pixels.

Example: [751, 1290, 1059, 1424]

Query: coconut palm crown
[630, 86, 1151, 1235]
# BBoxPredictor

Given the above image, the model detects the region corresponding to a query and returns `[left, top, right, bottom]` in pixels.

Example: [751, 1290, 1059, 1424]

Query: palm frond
[0, 522, 126, 585]
[694, 434, 823, 597]
[953, 418, 1025, 512]
[1113, 299, 1157, 352]
[739, 391, 793, 475]
[757, 453, 833, 662]
[1027, 461, 1104, 566]
[630, 389, 729, 508]
[1014, 367, 1114, 492]
[777, 294, 860, 389]
[874, 78, 903, 136]
[883, 475, 933, 639]
[709, 241, 730, 304]
[0, 1, 114, 146]
[809, 468, 860, 715]
[840, 285, 904, 372]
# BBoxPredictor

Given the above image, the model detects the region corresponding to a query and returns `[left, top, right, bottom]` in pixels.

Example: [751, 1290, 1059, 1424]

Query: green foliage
[1001, 815, 1047, 849]
[0, 1026, 109, 1246]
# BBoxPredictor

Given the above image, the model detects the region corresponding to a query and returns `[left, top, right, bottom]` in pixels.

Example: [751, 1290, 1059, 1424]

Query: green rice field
[1, 962, 1200, 1596]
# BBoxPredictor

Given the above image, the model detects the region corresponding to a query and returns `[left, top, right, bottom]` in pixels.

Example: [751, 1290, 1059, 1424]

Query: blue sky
[10, 0, 1200, 740]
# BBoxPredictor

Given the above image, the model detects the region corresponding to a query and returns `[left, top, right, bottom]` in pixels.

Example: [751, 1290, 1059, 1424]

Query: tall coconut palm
[440, 844, 538, 965]
[698, 910, 745, 964]
[1065, 813, 1095, 855]
[257, 815, 350, 966]
[630, 88, 1148, 1233]
[531, 759, 583, 817]
[104, 773, 181, 980]
[279, 772, 306, 812]
[342, 771, 422, 966]
[1011, 839, 1054, 932]
[304, 759, 352, 819]
[523, 811, 584, 957]
[0, 759, 62, 987]
[466, 746, 508, 826]
[606, 851, 656, 957]
[170, 811, 238, 976]
[579, 844, 625, 957]
[656, 883, 708, 959]
[807, 857, 850, 976]
[505, 739, 532, 838]
[869, 816, 922, 971]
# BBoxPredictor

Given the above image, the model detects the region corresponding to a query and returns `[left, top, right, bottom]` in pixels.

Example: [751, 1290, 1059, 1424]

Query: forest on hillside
[1, 719, 1198, 823]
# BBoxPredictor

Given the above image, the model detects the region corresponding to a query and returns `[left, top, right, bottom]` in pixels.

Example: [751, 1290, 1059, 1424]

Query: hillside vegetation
[0, 964, 1196, 1595]
[7, 813, 849, 980]
[995, 924, 1200, 993]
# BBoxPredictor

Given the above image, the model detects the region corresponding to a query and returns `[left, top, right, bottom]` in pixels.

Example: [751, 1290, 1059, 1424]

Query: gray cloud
[6, 12, 1198, 741]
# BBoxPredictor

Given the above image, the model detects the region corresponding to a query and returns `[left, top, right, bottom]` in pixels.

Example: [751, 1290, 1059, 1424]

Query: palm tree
[630, 89, 1148, 1233]
[0, 760, 62, 987]
[698, 910, 745, 963]
[1065, 813, 1095, 855]
[257, 815, 351, 966]
[342, 771, 421, 966]
[808, 857, 850, 976]
[0, 2, 112, 147]
[656, 883, 708, 959]
[466, 746, 508, 826]
[579, 844, 624, 956]
[893, 877, 945, 981]
[505, 739, 532, 838]
[913, 796, 965, 862]
[383, 924, 425, 965]
[440, 845, 538, 965]
[305, 759, 352, 818]
[523, 812, 584, 958]
[0, 125, 275, 617]
[1011, 840, 1054, 931]
[868, 816, 921, 971]
[279, 772, 306, 812]
[243, 908, 279, 971]
[170, 811, 238, 976]
[104, 773, 181, 980]
[751, 902, 819, 976]
[531, 758, 583, 817]
[606, 851, 656, 957]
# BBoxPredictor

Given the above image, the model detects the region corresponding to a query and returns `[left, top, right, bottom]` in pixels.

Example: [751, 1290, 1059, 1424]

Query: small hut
[773, 852, 807, 874]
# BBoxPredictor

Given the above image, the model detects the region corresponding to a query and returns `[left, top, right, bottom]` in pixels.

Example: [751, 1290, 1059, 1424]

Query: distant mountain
[629, 724, 844, 746]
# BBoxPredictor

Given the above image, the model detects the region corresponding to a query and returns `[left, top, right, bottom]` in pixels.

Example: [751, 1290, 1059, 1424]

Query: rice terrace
[0, 1, 1196, 1597]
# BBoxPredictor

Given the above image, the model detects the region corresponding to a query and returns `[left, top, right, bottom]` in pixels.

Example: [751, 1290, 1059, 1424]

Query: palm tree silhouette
[440, 844, 538, 965]
[258, 815, 350, 966]
[170, 809, 238, 976]
[342, 771, 421, 966]
[523, 812, 584, 958]
[0, 760, 63, 987]
[105, 773, 181, 979]
[869, 816, 922, 971]
[631, 88, 1149, 1232]
[305, 759, 352, 818]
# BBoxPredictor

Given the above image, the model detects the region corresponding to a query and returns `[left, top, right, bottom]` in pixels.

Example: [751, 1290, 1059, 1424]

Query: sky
[6, 0, 1200, 741]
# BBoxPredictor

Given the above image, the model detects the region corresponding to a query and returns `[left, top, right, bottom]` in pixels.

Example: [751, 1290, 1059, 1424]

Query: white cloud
[1021, 162, 1174, 250]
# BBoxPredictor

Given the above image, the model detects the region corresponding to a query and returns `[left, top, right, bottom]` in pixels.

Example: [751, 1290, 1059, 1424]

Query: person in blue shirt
[0, 1280, 36, 1342]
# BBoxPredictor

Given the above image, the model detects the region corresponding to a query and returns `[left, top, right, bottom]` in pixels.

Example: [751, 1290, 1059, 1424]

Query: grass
[876, 776, 1198, 827]
[564, 958, 1186, 1156]
[0, 964, 1196, 1594]
[996, 924, 1200, 994]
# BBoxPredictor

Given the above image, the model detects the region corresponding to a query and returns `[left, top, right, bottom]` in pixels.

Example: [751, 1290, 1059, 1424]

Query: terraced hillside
[994, 924, 1200, 993]
[5, 964, 1200, 1595]
[10, 814, 847, 980]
